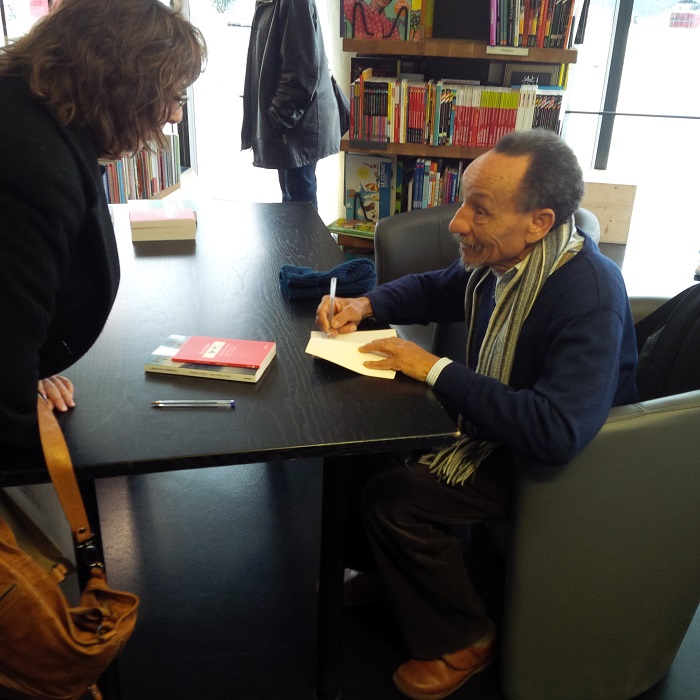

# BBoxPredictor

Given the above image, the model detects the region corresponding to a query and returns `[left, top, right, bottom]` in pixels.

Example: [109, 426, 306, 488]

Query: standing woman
[241, 0, 340, 209]
[0, 0, 206, 469]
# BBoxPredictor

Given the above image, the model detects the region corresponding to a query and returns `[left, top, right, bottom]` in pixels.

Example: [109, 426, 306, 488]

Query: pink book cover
[129, 209, 196, 225]
[172, 336, 275, 369]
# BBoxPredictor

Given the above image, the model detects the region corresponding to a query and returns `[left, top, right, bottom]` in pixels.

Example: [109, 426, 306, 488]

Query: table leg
[77, 479, 104, 587]
[78, 479, 122, 700]
[314, 456, 348, 700]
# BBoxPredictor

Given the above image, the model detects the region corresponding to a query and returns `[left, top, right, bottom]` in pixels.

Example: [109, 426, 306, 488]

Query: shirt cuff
[425, 357, 453, 386]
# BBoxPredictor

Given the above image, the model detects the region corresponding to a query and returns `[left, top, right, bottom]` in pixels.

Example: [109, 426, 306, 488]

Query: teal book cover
[344, 154, 395, 223]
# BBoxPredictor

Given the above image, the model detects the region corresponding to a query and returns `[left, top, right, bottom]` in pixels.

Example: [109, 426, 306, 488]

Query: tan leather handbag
[0, 396, 139, 700]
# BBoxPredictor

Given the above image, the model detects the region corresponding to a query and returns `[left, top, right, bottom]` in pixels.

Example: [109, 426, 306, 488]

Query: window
[1, 0, 50, 42]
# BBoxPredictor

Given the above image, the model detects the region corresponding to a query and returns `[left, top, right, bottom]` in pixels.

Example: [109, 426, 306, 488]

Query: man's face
[449, 151, 545, 274]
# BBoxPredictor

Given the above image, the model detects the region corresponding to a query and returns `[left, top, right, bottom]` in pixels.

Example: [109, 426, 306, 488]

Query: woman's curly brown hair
[0, 0, 207, 158]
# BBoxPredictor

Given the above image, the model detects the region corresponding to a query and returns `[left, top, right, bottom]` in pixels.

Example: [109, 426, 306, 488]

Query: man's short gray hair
[494, 129, 584, 225]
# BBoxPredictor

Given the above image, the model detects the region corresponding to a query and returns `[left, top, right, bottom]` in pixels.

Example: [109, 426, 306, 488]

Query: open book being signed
[305, 329, 398, 379]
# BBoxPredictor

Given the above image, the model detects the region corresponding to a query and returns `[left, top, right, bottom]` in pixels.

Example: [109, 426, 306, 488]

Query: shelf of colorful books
[99, 131, 181, 204]
[343, 38, 577, 65]
[341, 138, 486, 160]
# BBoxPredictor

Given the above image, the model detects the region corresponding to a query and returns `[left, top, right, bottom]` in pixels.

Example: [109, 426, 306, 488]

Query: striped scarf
[419, 216, 584, 485]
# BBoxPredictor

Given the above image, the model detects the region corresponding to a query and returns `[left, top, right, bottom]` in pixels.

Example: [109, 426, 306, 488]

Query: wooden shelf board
[343, 38, 577, 65]
[149, 181, 181, 200]
[341, 138, 486, 160]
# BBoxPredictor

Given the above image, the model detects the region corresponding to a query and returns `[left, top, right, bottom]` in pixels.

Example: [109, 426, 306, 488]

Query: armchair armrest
[502, 389, 700, 700]
[629, 295, 670, 324]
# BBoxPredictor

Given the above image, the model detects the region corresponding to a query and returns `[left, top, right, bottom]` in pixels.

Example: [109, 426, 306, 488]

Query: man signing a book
[315, 129, 638, 700]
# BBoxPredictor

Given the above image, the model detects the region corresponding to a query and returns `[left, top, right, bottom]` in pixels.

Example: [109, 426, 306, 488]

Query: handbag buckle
[77, 540, 105, 569]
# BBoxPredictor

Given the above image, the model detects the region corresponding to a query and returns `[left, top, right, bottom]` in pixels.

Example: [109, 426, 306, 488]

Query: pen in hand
[151, 400, 235, 409]
[327, 276, 337, 336]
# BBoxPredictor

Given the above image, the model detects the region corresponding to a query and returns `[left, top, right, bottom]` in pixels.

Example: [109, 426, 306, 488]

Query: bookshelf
[340, 140, 483, 160]
[341, 37, 577, 159]
[100, 131, 182, 204]
[336, 29, 579, 254]
[343, 38, 577, 64]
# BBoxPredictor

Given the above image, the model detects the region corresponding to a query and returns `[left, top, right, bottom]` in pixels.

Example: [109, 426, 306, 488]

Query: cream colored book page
[305, 329, 398, 379]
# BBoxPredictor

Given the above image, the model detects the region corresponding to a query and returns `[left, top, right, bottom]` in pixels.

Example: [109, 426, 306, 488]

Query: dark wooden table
[4, 201, 459, 699]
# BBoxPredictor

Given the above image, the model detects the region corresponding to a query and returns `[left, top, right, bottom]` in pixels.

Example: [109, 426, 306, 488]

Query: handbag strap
[36, 394, 94, 546]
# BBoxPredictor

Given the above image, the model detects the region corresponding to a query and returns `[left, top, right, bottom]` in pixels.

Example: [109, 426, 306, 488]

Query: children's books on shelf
[340, 0, 431, 41]
[399, 157, 466, 212]
[490, 0, 577, 48]
[348, 76, 562, 149]
[344, 153, 396, 224]
[350, 56, 401, 82]
[327, 218, 377, 239]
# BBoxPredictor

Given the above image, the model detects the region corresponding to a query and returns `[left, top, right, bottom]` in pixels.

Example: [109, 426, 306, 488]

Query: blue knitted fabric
[279, 258, 376, 301]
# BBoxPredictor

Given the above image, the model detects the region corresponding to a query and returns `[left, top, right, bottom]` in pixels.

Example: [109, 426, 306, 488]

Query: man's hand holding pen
[315, 296, 439, 381]
[315, 294, 373, 336]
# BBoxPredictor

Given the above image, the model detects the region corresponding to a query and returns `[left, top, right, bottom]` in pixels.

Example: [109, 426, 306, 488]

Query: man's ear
[526, 208, 555, 243]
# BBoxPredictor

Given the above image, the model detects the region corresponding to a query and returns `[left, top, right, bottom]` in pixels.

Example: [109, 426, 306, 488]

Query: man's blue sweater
[366, 234, 638, 466]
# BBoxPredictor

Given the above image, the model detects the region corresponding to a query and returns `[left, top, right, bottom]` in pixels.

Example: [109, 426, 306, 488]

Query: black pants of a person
[360, 455, 513, 660]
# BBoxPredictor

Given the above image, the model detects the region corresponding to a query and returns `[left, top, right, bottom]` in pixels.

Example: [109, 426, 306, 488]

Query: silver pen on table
[151, 400, 235, 408]
[327, 276, 337, 336]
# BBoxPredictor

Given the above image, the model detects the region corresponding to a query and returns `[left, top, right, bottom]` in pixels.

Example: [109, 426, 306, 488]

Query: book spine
[536, 0, 550, 47]
[144, 365, 258, 382]
[490, 0, 498, 45]
[562, 0, 576, 48]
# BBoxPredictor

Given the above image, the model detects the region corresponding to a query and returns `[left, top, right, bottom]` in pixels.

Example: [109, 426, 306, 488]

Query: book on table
[145, 335, 276, 383]
[128, 201, 197, 242]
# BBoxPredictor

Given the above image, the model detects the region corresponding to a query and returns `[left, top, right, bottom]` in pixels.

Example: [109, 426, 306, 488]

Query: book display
[348, 76, 563, 149]
[129, 204, 197, 242]
[327, 218, 376, 239]
[341, 0, 433, 41]
[145, 335, 276, 383]
[337, 0, 579, 248]
[100, 131, 181, 203]
[344, 153, 396, 222]
[403, 156, 465, 210]
[491, 0, 577, 48]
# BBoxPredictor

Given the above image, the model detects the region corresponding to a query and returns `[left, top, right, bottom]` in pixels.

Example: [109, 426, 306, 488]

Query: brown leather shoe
[392, 625, 497, 700]
[342, 568, 388, 606]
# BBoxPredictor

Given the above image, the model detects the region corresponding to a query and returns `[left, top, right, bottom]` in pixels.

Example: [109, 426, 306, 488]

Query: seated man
[316, 129, 638, 700]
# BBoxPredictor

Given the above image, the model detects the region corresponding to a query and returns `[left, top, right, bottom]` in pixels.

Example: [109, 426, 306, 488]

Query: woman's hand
[38, 375, 75, 412]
